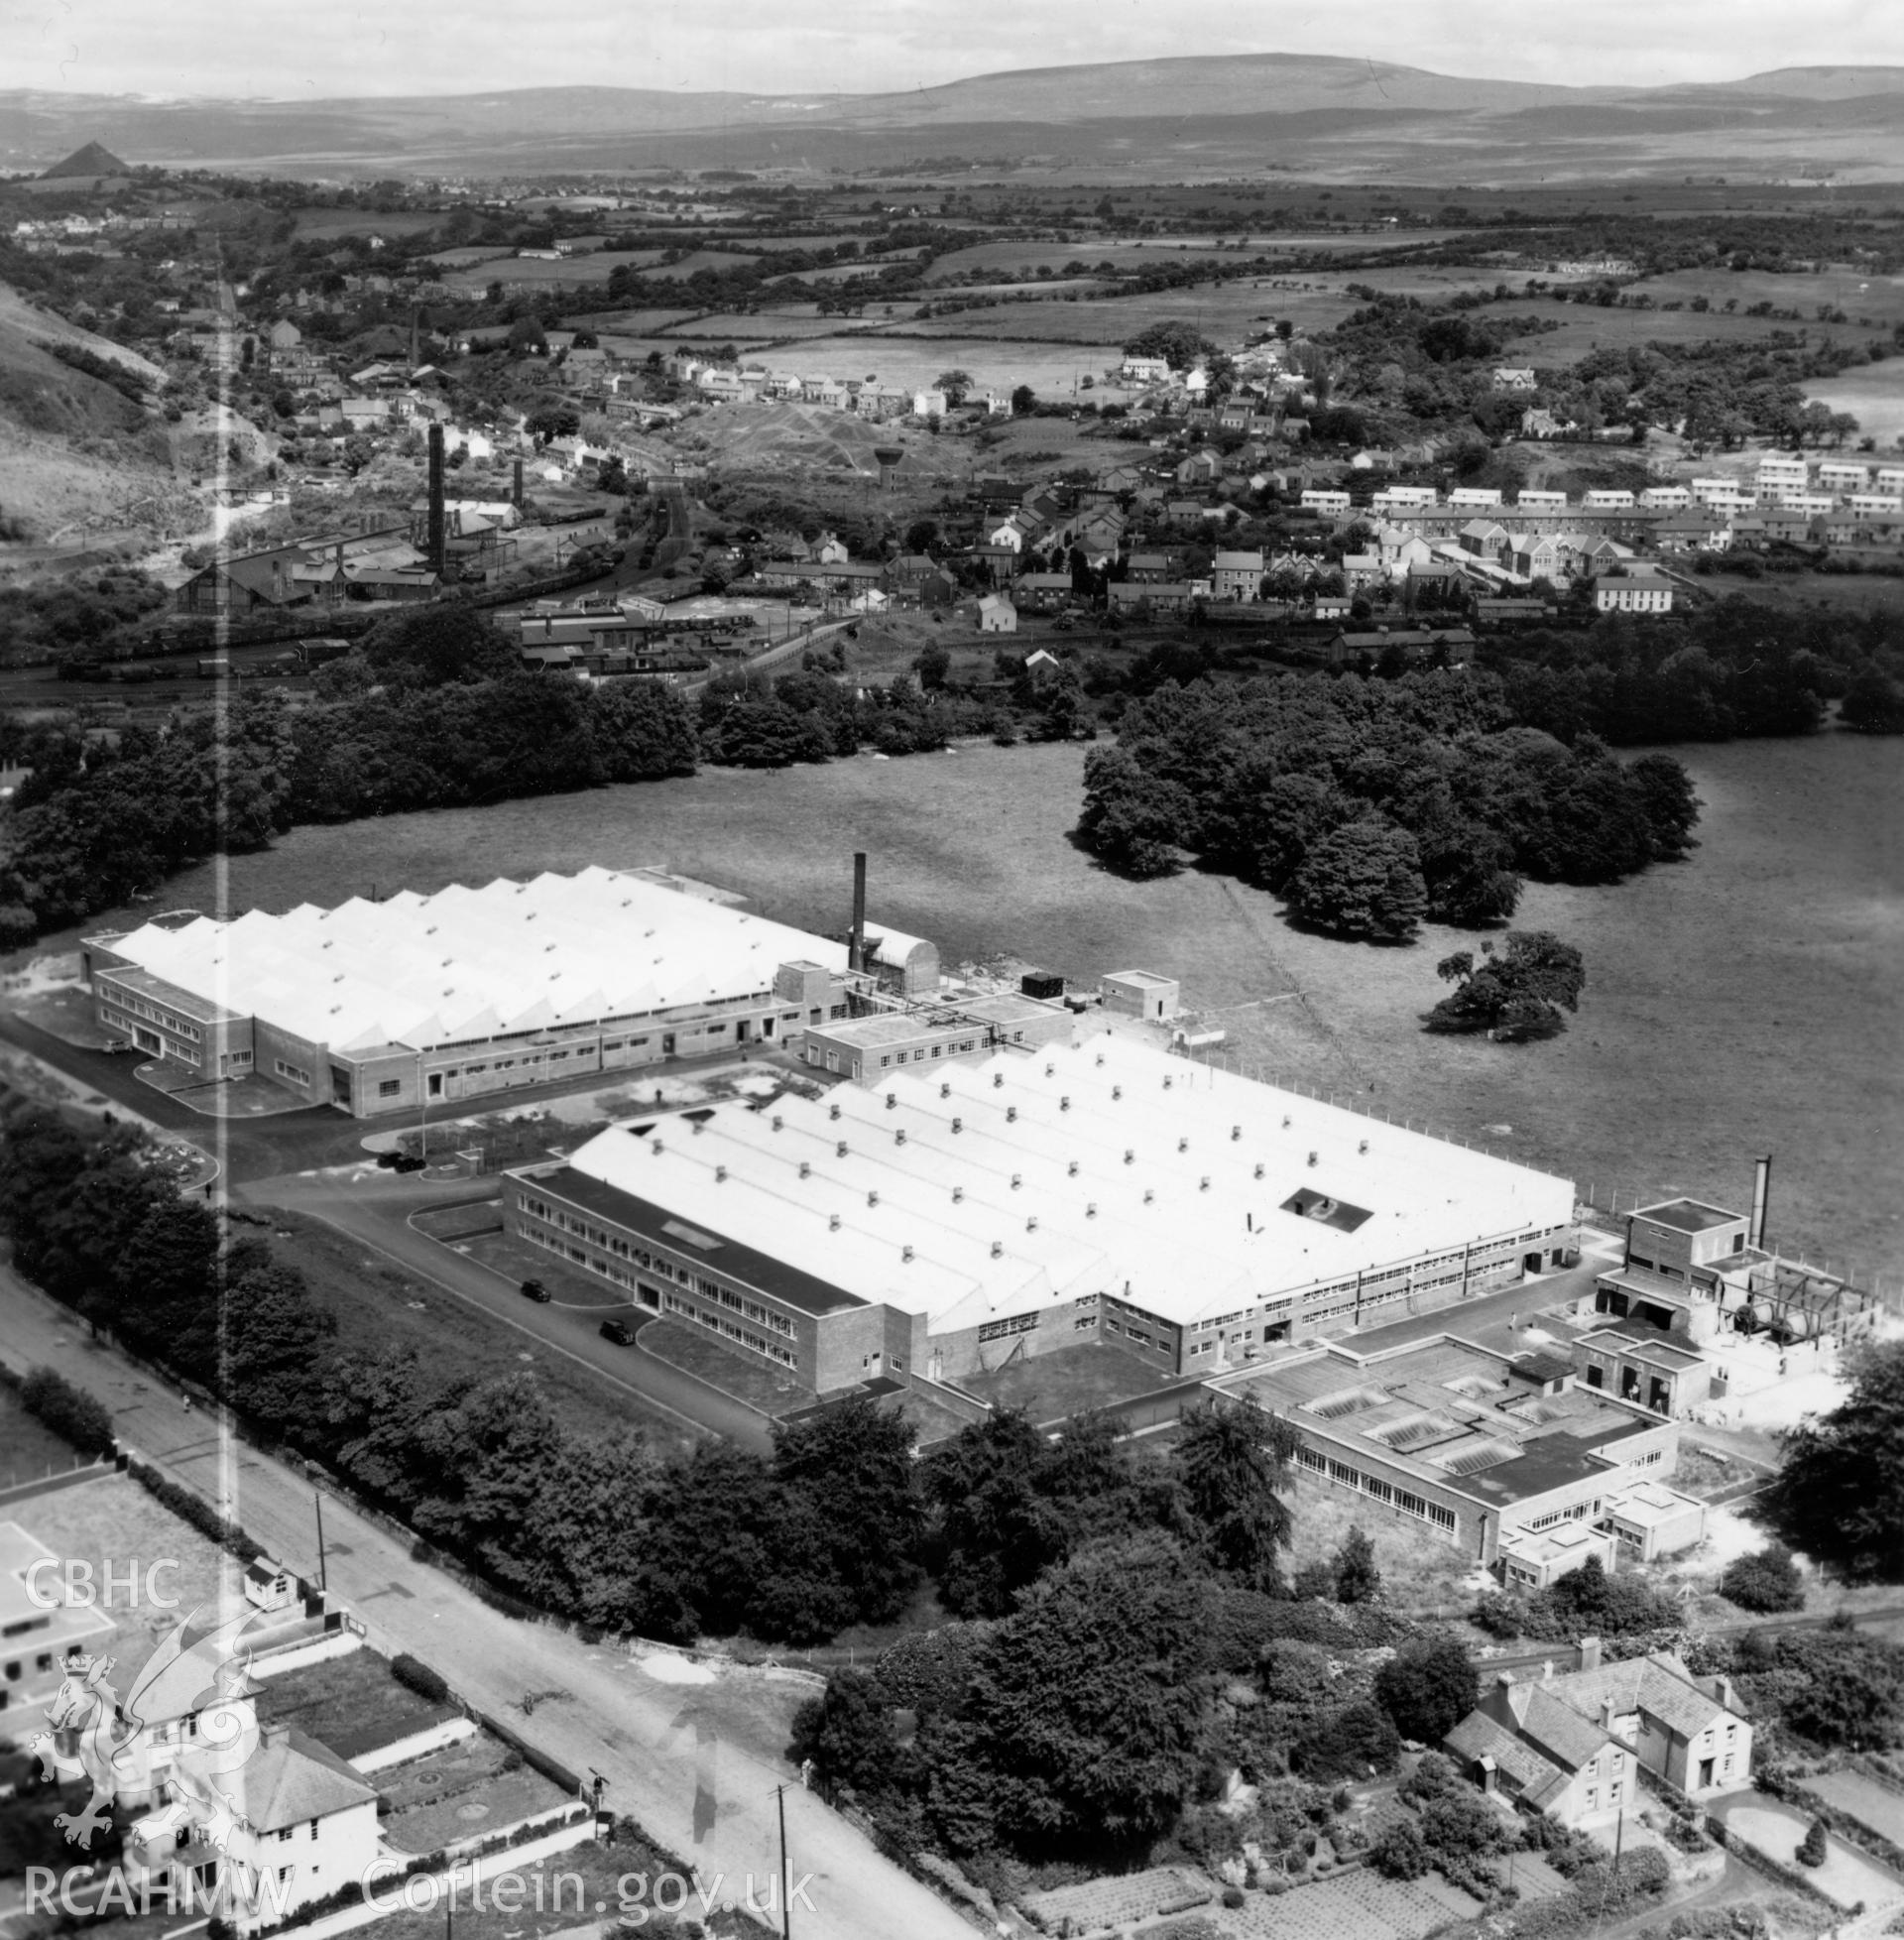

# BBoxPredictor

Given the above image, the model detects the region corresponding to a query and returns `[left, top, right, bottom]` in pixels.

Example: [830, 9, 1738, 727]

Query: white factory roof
[92, 867, 852, 1054]
[555, 1033, 1574, 1336]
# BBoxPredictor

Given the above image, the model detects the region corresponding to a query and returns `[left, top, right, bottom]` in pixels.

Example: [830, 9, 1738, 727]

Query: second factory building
[506, 1032, 1574, 1395]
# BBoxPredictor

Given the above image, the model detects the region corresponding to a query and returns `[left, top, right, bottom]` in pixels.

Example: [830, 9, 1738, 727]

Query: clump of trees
[0, 604, 699, 942]
[1760, 1340, 1904, 1583]
[1427, 931, 1586, 1042]
[1472, 1553, 1681, 1642]
[19, 1366, 115, 1457]
[1718, 1544, 1805, 1614]
[1074, 672, 1699, 939]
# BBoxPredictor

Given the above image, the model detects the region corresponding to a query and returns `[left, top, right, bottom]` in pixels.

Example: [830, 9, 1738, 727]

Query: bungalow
[1210, 550, 1265, 602]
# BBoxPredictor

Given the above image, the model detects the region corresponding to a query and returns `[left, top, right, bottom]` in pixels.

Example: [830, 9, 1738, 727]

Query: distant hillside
[41, 139, 128, 177]
[1, 57, 1902, 180]
[0, 281, 178, 546]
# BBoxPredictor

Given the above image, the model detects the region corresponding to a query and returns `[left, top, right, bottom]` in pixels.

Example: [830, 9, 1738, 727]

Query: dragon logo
[28, 1603, 270, 1859]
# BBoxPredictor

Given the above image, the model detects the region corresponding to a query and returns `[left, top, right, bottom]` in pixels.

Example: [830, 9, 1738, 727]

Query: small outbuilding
[977, 593, 1018, 633]
[1099, 969, 1180, 1022]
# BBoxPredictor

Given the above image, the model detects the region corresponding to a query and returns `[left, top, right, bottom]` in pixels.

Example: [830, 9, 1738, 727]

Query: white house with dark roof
[1446, 1662, 1638, 1828]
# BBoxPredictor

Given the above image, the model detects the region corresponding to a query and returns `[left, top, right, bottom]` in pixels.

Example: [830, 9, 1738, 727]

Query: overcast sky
[7, 0, 1897, 99]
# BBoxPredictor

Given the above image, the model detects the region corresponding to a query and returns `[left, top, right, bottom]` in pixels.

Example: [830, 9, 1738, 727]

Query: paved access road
[240, 1163, 774, 1450]
[0, 1269, 974, 1940]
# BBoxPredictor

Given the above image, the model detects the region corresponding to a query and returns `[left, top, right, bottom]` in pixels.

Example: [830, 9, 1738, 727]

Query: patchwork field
[1487, 296, 1892, 367]
[439, 249, 672, 291]
[45, 733, 1904, 1284]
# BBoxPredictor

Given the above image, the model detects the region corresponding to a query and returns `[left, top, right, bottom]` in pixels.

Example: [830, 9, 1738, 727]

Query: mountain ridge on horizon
[4, 52, 1903, 181]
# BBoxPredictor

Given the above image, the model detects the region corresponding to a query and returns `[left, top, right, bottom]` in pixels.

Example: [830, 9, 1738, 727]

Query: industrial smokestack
[426, 423, 445, 576]
[1749, 1155, 1772, 1253]
[409, 304, 419, 373]
[850, 852, 867, 973]
[513, 457, 525, 510]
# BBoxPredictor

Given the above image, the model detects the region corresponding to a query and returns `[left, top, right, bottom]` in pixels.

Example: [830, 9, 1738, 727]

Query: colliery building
[81, 867, 930, 1117]
[503, 1033, 1574, 1395]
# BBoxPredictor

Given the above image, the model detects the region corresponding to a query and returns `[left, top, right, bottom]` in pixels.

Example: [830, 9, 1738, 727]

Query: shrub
[1720, 1546, 1806, 1615]
[1797, 1816, 1828, 1868]
[1372, 1816, 1432, 1879]
[391, 1654, 451, 1704]
[20, 1366, 115, 1457]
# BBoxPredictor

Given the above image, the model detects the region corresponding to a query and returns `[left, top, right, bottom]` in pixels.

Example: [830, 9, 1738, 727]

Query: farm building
[81, 868, 916, 1117]
[503, 1032, 1576, 1396]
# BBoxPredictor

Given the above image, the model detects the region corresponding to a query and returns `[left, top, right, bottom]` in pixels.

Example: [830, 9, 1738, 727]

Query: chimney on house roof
[1599, 1695, 1617, 1734]
[1576, 1635, 1602, 1673]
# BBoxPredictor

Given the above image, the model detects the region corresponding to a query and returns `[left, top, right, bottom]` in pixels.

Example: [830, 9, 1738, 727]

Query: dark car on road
[600, 1318, 636, 1345]
[521, 1278, 551, 1303]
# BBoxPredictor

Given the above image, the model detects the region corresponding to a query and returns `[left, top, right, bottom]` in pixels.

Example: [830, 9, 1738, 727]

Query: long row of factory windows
[518, 1199, 799, 1340]
[660, 1291, 799, 1370]
[99, 990, 201, 1041]
[1291, 1442, 1461, 1533]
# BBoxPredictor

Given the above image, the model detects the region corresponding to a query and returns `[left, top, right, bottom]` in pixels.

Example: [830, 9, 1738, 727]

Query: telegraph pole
[313, 1492, 328, 1596]
[775, 1784, 793, 1940]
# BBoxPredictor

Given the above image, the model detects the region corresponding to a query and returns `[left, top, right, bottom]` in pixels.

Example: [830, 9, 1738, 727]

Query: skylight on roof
[661, 1219, 722, 1252]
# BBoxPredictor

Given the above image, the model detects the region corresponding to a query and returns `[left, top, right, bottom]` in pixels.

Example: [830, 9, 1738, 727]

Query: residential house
[1592, 565, 1673, 613]
[1638, 486, 1690, 511]
[1210, 550, 1265, 602]
[1582, 489, 1635, 510]
[977, 593, 1018, 633]
[972, 544, 1021, 586]
[1537, 1641, 1753, 1799]
[1510, 536, 1563, 582]
[1515, 489, 1569, 513]
[1520, 409, 1568, 438]
[985, 517, 1027, 553]
[1125, 551, 1175, 584]
[1341, 551, 1384, 592]
[127, 1723, 380, 1931]
[1491, 368, 1539, 391]
[912, 389, 947, 420]
[1654, 510, 1729, 554]
[888, 554, 942, 591]
[1109, 581, 1194, 616]
[810, 532, 850, 565]
[1176, 450, 1222, 488]
[1445, 1667, 1637, 1829]
[1217, 401, 1256, 432]
[1166, 499, 1207, 529]
[1121, 354, 1171, 383]
[1300, 489, 1351, 515]
[801, 376, 846, 409]
[1014, 573, 1076, 614]
[1449, 487, 1504, 511]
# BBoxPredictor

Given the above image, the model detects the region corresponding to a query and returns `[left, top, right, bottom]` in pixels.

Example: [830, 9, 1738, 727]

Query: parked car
[521, 1278, 551, 1303]
[599, 1318, 636, 1345]
[100, 1036, 131, 1052]
[390, 1152, 426, 1174]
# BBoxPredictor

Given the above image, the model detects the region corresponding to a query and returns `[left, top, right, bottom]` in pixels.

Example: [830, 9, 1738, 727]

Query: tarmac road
[0, 1270, 973, 1940]
[240, 1162, 774, 1451]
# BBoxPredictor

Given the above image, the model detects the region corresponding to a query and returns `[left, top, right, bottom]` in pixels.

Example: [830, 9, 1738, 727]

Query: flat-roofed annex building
[503, 1033, 1575, 1395]
[1213, 1332, 1691, 1567]
[82, 868, 890, 1117]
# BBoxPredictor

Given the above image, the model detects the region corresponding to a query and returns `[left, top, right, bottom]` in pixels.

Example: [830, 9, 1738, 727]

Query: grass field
[0, 1384, 89, 1486]
[42, 736, 1904, 1285]
[439, 250, 669, 292]
[1486, 296, 1888, 367]
[261, 1207, 700, 1457]
[1804, 357, 1904, 447]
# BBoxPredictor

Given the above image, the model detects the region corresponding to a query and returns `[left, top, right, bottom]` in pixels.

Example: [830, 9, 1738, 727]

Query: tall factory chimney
[512, 457, 525, 510]
[408, 304, 420, 373]
[426, 423, 446, 577]
[849, 852, 867, 973]
[1748, 1155, 1772, 1253]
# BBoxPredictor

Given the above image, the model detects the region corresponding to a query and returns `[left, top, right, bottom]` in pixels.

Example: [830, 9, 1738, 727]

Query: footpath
[0, 1264, 975, 1940]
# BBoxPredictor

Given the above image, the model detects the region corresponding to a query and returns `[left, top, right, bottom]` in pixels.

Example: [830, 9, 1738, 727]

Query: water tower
[874, 445, 904, 493]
